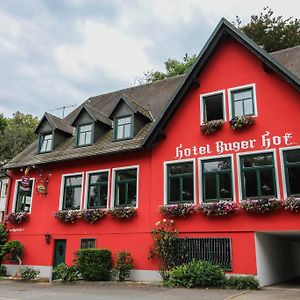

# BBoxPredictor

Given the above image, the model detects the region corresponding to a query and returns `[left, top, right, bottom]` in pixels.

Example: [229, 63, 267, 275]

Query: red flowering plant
[199, 200, 237, 217]
[5, 212, 29, 224]
[283, 196, 300, 212]
[54, 210, 81, 223]
[160, 203, 196, 218]
[229, 116, 255, 130]
[201, 119, 224, 135]
[241, 198, 281, 214]
[80, 209, 107, 223]
[108, 207, 137, 220]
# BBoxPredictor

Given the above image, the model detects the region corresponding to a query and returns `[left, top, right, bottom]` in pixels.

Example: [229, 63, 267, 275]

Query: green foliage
[20, 267, 40, 280]
[165, 260, 225, 288]
[226, 275, 260, 290]
[53, 263, 80, 281]
[0, 223, 8, 262]
[114, 251, 134, 281]
[0, 265, 7, 277]
[1, 240, 24, 262]
[145, 54, 197, 83]
[76, 249, 112, 281]
[0, 111, 38, 165]
[236, 7, 300, 52]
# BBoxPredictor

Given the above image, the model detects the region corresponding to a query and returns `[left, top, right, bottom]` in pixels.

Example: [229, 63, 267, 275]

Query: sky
[0, 0, 299, 119]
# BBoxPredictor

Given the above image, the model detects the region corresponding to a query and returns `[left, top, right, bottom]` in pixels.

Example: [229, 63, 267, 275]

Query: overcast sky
[0, 0, 299, 118]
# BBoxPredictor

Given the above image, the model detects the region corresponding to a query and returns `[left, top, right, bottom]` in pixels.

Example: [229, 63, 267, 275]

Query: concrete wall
[255, 232, 300, 286]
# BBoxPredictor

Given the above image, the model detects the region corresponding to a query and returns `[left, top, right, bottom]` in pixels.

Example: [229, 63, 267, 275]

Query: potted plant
[241, 198, 281, 214]
[54, 210, 81, 223]
[80, 209, 107, 223]
[283, 196, 300, 212]
[109, 207, 137, 220]
[199, 200, 237, 217]
[5, 212, 29, 224]
[201, 119, 224, 135]
[229, 115, 255, 130]
[160, 203, 196, 218]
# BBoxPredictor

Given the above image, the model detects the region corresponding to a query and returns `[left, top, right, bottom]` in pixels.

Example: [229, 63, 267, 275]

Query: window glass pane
[117, 169, 137, 181]
[80, 124, 92, 133]
[128, 181, 137, 206]
[203, 159, 230, 172]
[234, 101, 243, 117]
[204, 94, 224, 121]
[117, 125, 124, 139]
[244, 99, 254, 115]
[233, 89, 252, 101]
[85, 131, 92, 144]
[124, 124, 131, 138]
[182, 176, 194, 201]
[90, 172, 108, 184]
[118, 116, 131, 125]
[88, 186, 99, 208]
[72, 186, 81, 209]
[243, 155, 273, 168]
[78, 133, 85, 146]
[287, 167, 300, 195]
[169, 162, 193, 175]
[244, 171, 258, 197]
[65, 176, 82, 186]
[219, 173, 232, 199]
[204, 174, 217, 200]
[286, 150, 300, 163]
[116, 183, 126, 206]
[169, 177, 180, 203]
[260, 169, 275, 196]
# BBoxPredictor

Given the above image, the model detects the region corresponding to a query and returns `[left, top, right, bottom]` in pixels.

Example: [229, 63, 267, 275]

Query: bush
[2, 240, 24, 263]
[165, 260, 225, 288]
[76, 249, 112, 281]
[20, 267, 40, 280]
[226, 275, 260, 290]
[53, 263, 80, 281]
[0, 265, 7, 277]
[115, 251, 134, 281]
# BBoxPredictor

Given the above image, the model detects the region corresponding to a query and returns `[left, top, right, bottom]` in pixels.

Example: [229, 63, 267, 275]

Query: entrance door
[53, 240, 66, 279]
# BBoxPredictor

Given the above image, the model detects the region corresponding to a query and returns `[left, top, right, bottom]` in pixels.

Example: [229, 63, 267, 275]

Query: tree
[144, 54, 197, 83]
[236, 7, 300, 52]
[0, 112, 38, 165]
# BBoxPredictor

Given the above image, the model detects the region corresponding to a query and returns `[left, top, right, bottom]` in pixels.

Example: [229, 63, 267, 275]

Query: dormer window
[77, 123, 93, 147]
[39, 133, 53, 153]
[115, 115, 133, 141]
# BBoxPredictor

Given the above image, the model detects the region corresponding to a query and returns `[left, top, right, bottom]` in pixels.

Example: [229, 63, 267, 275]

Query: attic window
[77, 124, 93, 146]
[115, 115, 133, 140]
[201, 92, 224, 123]
[39, 133, 53, 153]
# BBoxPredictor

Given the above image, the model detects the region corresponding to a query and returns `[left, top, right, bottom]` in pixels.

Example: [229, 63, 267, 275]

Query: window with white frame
[201, 157, 233, 202]
[62, 175, 82, 210]
[14, 180, 34, 213]
[166, 161, 194, 204]
[240, 153, 277, 199]
[114, 168, 137, 207]
[114, 115, 133, 141]
[86, 171, 109, 208]
[283, 149, 300, 197]
[77, 123, 93, 146]
[201, 92, 225, 122]
[230, 86, 255, 118]
[39, 132, 53, 153]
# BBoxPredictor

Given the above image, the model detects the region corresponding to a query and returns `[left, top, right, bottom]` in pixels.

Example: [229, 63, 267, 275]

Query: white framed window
[12, 178, 35, 213]
[59, 172, 84, 210]
[163, 158, 196, 205]
[111, 165, 139, 208]
[39, 132, 53, 153]
[84, 169, 110, 209]
[77, 123, 93, 147]
[200, 90, 226, 124]
[228, 83, 257, 119]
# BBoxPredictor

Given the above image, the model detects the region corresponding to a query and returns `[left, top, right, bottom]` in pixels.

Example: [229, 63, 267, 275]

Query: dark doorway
[53, 239, 66, 279]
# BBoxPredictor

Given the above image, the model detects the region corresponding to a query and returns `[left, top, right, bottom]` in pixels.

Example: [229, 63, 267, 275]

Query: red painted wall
[5, 38, 300, 276]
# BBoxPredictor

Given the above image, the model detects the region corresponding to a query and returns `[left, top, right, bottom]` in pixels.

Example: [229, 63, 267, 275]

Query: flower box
[199, 200, 237, 217]
[109, 207, 137, 220]
[283, 196, 300, 212]
[201, 119, 224, 135]
[80, 209, 107, 223]
[241, 198, 281, 214]
[160, 203, 196, 218]
[5, 212, 29, 224]
[229, 116, 255, 130]
[54, 210, 81, 223]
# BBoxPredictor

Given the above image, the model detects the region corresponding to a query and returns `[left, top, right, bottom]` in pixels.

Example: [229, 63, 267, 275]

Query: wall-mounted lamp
[44, 232, 51, 244]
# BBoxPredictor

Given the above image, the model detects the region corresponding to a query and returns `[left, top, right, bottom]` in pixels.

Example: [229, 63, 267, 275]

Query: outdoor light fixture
[44, 233, 51, 244]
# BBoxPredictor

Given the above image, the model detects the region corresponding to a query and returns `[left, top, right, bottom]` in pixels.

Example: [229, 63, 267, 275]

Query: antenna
[51, 104, 77, 118]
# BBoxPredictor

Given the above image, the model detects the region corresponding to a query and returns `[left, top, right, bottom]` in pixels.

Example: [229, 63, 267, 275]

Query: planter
[201, 119, 224, 135]
[199, 200, 237, 217]
[54, 210, 81, 223]
[160, 203, 196, 218]
[109, 207, 137, 220]
[80, 209, 107, 223]
[5, 212, 29, 224]
[229, 116, 255, 130]
[241, 198, 281, 214]
[283, 196, 300, 212]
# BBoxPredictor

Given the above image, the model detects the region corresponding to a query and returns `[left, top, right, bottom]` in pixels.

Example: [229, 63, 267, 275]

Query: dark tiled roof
[35, 112, 74, 135]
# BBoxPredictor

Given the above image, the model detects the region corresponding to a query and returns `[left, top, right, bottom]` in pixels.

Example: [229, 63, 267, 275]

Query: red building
[2, 19, 300, 286]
